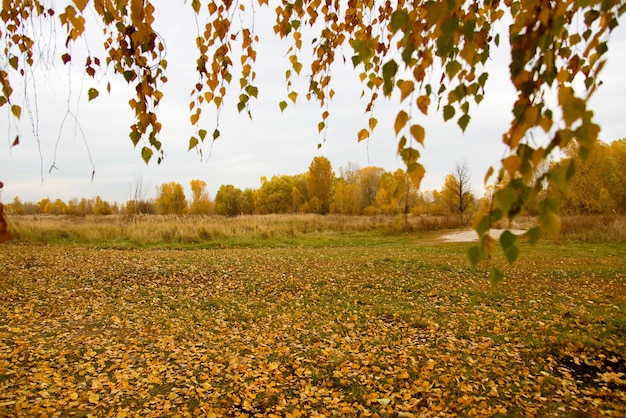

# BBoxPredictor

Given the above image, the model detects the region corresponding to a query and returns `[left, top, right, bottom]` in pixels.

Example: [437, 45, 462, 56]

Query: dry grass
[6, 213, 624, 247]
[560, 215, 626, 243]
[6, 214, 472, 247]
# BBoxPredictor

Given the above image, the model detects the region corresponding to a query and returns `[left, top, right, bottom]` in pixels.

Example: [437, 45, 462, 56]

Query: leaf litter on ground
[0, 240, 624, 417]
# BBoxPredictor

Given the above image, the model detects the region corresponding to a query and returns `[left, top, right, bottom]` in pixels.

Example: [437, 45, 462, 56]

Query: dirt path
[440, 228, 526, 242]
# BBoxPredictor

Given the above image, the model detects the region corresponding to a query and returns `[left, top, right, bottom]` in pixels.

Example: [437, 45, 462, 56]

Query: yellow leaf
[11, 104, 21, 120]
[88, 393, 99, 404]
[288, 91, 298, 104]
[69, 392, 78, 400]
[190, 110, 201, 125]
[502, 155, 521, 177]
[394, 110, 409, 135]
[357, 128, 369, 142]
[368, 117, 378, 131]
[399, 80, 414, 102]
[409, 124, 425, 145]
[407, 162, 425, 188]
[484, 166, 494, 184]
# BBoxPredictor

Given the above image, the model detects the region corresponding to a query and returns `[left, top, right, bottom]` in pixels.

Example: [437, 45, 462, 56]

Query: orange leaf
[394, 111, 409, 135]
[130, 0, 144, 26]
[416, 95, 430, 115]
[73, 0, 88, 12]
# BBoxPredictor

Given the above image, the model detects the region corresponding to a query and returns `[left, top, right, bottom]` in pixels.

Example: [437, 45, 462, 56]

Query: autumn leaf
[87, 88, 99, 101]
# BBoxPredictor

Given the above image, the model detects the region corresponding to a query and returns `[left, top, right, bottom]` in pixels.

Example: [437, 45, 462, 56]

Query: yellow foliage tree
[189, 179, 213, 215]
[555, 141, 621, 214]
[303, 156, 334, 215]
[441, 160, 475, 215]
[155, 182, 187, 215]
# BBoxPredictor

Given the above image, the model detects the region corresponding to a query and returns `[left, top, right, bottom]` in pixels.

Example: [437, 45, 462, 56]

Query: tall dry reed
[6, 213, 473, 247]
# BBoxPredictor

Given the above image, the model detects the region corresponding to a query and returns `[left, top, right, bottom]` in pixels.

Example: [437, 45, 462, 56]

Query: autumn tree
[215, 184, 243, 217]
[553, 141, 620, 214]
[441, 160, 475, 215]
[240, 188, 256, 215]
[303, 156, 334, 215]
[330, 163, 362, 215]
[254, 175, 302, 214]
[375, 171, 402, 215]
[124, 199, 156, 215]
[611, 139, 626, 212]
[189, 179, 213, 215]
[155, 182, 187, 215]
[374, 168, 420, 215]
[92, 196, 113, 215]
[358, 167, 386, 214]
[2, 0, 624, 268]
[5, 197, 24, 215]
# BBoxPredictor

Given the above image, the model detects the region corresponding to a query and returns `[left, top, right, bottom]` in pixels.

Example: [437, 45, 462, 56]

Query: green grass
[0, 219, 625, 416]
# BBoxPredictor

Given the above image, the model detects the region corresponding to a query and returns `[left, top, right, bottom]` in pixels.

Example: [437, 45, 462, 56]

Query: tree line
[5, 157, 477, 217]
[5, 142, 626, 218]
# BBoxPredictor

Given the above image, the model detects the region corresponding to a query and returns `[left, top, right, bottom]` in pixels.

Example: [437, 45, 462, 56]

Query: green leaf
[525, 226, 542, 245]
[189, 136, 199, 150]
[473, 213, 490, 237]
[462, 19, 476, 41]
[141, 147, 153, 163]
[123, 70, 136, 83]
[87, 88, 99, 101]
[245, 85, 258, 98]
[468, 245, 481, 267]
[390, 9, 408, 33]
[129, 130, 141, 146]
[445, 60, 461, 79]
[478, 72, 489, 87]
[279, 101, 288, 112]
[198, 129, 207, 141]
[489, 268, 504, 287]
[458, 114, 470, 132]
[499, 230, 519, 265]
[400, 147, 420, 165]
[382, 60, 398, 96]
[212, 129, 220, 140]
[443, 105, 455, 122]
[191, 0, 200, 13]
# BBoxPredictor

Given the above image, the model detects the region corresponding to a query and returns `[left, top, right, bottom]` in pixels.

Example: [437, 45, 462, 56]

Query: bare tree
[442, 159, 474, 214]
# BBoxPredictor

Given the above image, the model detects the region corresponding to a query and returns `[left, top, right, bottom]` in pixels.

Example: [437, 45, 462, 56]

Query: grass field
[0, 215, 625, 416]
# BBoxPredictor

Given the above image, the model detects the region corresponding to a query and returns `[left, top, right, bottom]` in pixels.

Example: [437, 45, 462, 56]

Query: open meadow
[1, 215, 625, 416]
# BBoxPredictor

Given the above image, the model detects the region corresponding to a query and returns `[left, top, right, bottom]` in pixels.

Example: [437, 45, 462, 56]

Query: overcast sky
[1, 2, 625, 205]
